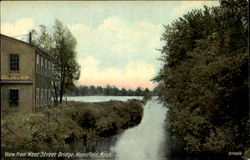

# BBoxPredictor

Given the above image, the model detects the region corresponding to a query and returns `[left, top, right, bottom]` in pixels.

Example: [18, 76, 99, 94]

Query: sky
[1, 1, 219, 89]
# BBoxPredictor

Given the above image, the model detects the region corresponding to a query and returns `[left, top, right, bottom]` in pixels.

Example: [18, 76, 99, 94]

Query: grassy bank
[1, 99, 143, 150]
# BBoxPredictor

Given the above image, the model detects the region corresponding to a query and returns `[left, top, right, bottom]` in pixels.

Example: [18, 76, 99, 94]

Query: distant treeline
[66, 85, 151, 96]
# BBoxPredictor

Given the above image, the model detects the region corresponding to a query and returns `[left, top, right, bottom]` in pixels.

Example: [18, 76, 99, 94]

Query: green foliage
[32, 19, 80, 104]
[203, 127, 229, 152]
[243, 148, 250, 160]
[96, 117, 118, 137]
[1, 112, 82, 149]
[74, 108, 99, 129]
[66, 85, 152, 96]
[154, 0, 248, 154]
[1, 100, 143, 150]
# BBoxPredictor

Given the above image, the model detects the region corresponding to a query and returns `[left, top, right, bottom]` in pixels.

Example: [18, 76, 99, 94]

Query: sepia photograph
[0, 0, 249, 160]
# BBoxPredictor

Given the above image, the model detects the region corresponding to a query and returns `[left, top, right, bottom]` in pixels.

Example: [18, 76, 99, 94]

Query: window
[51, 89, 53, 101]
[36, 88, 40, 106]
[36, 54, 40, 64]
[10, 89, 19, 107]
[36, 54, 40, 73]
[44, 59, 47, 76]
[51, 63, 54, 72]
[43, 89, 46, 106]
[45, 89, 47, 106]
[10, 54, 19, 71]
[46, 59, 48, 76]
[48, 61, 50, 76]
[51, 62, 53, 75]
[41, 89, 43, 106]
[48, 89, 51, 105]
[41, 56, 44, 75]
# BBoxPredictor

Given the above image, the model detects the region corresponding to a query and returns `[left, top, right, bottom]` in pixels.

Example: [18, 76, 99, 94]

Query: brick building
[0, 34, 53, 112]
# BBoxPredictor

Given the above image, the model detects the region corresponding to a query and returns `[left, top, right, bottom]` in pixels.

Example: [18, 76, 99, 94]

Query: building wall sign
[1, 75, 30, 80]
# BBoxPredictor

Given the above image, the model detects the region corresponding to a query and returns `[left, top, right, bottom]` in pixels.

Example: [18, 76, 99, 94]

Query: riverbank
[1, 99, 143, 151]
[153, 1, 249, 160]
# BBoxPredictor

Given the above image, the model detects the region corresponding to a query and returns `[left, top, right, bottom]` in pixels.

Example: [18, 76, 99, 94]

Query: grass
[1, 99, 143, 150]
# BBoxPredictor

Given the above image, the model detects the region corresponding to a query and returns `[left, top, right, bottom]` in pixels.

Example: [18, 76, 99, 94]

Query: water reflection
[69, 136, 119, 160]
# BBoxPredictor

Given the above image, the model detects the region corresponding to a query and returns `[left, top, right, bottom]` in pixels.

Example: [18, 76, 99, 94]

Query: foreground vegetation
[154, 0, 249, 158]
[1, 100, 143, 150]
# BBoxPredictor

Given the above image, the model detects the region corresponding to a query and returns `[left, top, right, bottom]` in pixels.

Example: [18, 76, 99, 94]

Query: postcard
[0, 1, 249, 160]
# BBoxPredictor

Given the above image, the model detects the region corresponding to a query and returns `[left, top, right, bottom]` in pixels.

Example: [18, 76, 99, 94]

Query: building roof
[0, 34, 52, 58]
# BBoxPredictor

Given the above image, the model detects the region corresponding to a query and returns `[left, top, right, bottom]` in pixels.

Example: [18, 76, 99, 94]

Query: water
[68, 96, 168, 160]
[66, 96, 239, 160]
[111, 98, 168, 160]
[66, 96, 143, 102]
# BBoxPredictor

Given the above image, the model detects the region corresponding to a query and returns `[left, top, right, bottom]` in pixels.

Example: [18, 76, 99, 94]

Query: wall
[1, 84, 33, 112]
[0, 35, 35, 112]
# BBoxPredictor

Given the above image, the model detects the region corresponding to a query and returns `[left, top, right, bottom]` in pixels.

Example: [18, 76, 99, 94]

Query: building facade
[0, 34, 53, 112]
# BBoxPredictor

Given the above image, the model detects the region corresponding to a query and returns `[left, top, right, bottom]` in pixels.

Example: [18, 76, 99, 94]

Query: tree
[112, 86, 120, 96]
[32, 19, 80, 105]
[127, 89, 135, 96]
[154, 0, 248, 153]
[104, 85, 112, 96]
[89, 85, 97, 95]
[135, 87, 143, 96]
[121, 88, 128, 96]
[96, 86, 104, 95]
[143, 88, 150, 97]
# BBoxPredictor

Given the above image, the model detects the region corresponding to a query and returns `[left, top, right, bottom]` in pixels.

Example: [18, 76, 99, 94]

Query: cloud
[1, 17, 160, 89]
[68, 17, 163, 88]
[1, 18, 35, 37]
[68, 16, 163, 57]
[77, 56, 155, 89]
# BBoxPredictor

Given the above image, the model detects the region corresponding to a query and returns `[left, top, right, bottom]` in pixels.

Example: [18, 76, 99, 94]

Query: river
[66, 96, 143, 102]
[111, 97, 168, 160]
[66, 96, 168, 160]
[66, 96, 237, 160]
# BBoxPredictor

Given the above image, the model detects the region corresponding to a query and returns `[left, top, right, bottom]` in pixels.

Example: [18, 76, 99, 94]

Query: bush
[96, 117, 118, 137]
[1, 100, 143, 150]
[243, 148, 250, 160]
[76, 109, 98, 129]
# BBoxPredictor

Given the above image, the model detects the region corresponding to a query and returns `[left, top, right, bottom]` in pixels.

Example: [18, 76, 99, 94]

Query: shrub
[1, 100, 143, 150]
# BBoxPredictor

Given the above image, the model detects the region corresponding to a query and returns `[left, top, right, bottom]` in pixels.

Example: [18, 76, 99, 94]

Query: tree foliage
[32, 20, 80, 105]
[66, 85, 151, 97]
[154, 0, 248, 153]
